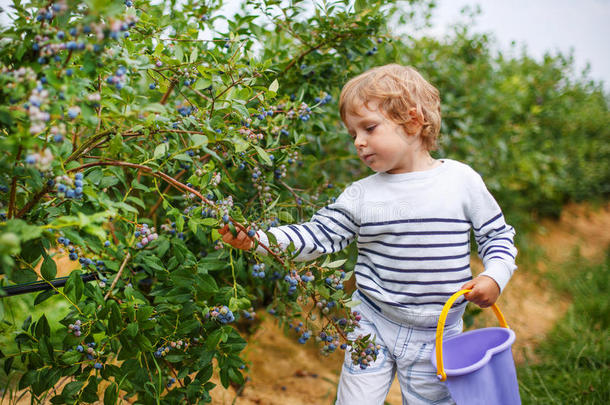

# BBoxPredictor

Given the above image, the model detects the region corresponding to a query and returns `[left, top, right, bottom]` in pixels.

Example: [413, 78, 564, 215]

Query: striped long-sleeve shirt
[255, 159, 517, 327]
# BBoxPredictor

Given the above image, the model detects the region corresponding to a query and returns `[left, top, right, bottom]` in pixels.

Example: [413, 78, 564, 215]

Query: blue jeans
[336, 293, 462, 404]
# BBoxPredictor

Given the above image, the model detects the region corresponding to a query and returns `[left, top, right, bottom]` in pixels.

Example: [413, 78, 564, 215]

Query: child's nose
[354, 133, 366, 148]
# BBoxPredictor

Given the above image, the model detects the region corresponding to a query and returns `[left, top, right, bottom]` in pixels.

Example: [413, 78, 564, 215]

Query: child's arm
[218, 185, 360, 260]
[462, 171, 518, 306]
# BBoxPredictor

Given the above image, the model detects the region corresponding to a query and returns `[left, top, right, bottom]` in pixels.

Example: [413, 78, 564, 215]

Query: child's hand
[461, 275, 500, 308]
[218, 224, 255, 250]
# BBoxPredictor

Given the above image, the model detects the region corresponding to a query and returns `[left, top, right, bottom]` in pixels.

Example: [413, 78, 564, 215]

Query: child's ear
[408, 107, 425, 124]
[404, 108, 424, 136]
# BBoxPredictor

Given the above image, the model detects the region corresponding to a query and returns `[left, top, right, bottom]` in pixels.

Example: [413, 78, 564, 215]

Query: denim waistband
[353, 290, 465, 330]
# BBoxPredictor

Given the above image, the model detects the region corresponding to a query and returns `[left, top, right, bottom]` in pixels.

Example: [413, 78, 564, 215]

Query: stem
[229, 251, 237, 299]
[104, 252, 131, 301]
[160, 81, 175, 105]
[8, 145, 23, 219]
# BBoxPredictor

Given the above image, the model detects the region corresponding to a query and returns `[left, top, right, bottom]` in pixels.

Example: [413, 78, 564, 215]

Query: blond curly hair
[339, 64, 441, 151]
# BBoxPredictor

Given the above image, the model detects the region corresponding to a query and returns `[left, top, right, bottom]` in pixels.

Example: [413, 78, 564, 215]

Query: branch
[104, 252, 131, 300]
[280, 32, 349, 75]
[8, 145, 23, 219]
[66, 160, 285, 264]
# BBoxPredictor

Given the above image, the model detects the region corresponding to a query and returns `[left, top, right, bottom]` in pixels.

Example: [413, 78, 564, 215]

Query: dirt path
[211, 202, 610, 405]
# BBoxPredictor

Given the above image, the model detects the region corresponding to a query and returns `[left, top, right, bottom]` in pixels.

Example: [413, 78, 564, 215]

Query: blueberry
[149, 83, 156, 89]
[76, 345, 84, 352]
[69, 252, 78, 260]
[75, 173, 83, 180]
[94, 362, 102, 369]
[69, 28, 77, 36]
[222, 214, 230, 223]
[66, 68, 73, 76]
[75, 180, 83, 187]
[247, 229, 255, 237]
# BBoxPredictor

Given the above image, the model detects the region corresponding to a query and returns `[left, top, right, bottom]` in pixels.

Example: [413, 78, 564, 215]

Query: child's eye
[366, 125, 376, 132]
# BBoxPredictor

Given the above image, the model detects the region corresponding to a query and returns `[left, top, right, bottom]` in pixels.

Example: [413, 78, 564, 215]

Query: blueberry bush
[0, 0, 401, 402]
[0, 0, 608, 403]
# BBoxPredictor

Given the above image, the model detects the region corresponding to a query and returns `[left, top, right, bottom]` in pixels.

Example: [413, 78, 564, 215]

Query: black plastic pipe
[0, 273, 99, 297]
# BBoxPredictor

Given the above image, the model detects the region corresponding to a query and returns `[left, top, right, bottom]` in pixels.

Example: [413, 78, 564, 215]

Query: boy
[219, 64, 517, 404]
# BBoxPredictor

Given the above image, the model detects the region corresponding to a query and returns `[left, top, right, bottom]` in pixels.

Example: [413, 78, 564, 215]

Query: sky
[422, 0, 610, 90]
[0, 0, 608, 90]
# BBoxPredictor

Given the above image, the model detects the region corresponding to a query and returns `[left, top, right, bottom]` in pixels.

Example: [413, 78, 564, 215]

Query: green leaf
[174, 44, 184, 62]
[104, 384, 118, 405]
[253, 145, 272, 166]
[40, 254, 57, 280]
[323, 258, 347, 269]
[192, 134, 209, 148]
[269, 79, 279, 93]
[64, 271, 84, 304]
[154, 143, 169, 159]
[60, 350, 82, 365]
[278, 210, 293, 223]
[126, 322, 139, 337]
[34, 314, 50, 338]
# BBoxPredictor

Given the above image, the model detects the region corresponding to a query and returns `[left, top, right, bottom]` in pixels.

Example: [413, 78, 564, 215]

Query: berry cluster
[49, 123, 66, 142]
[313, 93, 332, 105]
[238, 126, 264, 143]
[209, 171, 222, 187]
[176, 103, 194, 117]
[58, 235, 105, 271]
[296, 102, 312, 121]
[315, 299, 337, 315]
[317, 331, 342, 354]
[251, 263, 266, 278]
[154, 340, 187, 358]
[255, 106, 274, 121]
[350, 341, 382, 370]
[208, 305, 235, 324]
[288, 321, 311, 344]
[106, 65, 129, 90]
[68, 319, 82, 337]
[25, 148, 53, 172]
[242, 307, 256, 320]
[273, 163, 287, 179]
[55, 172, 85, 199]
[325, 270, 346, 290]
[26, 82, 51, 134]
[134, 223, 158, 249]
[284, 270, 302, 295]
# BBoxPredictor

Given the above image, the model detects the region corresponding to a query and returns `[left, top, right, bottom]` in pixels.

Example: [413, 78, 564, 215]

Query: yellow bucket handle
[435, 289, 509, 381]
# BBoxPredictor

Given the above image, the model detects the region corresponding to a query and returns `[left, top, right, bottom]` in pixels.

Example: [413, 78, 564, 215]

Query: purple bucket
[431, 327, 520, 404]
[432, 290, 521, 405]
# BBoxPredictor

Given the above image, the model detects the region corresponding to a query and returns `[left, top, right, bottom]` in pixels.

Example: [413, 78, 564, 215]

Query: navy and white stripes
[255, 159, 517, 327]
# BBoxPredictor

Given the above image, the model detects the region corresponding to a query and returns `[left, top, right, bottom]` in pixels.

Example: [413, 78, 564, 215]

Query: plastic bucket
[431, 289, 521, 405]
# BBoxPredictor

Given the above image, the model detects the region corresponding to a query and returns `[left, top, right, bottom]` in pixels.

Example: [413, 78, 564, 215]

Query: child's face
[344, 100, 423, 174]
